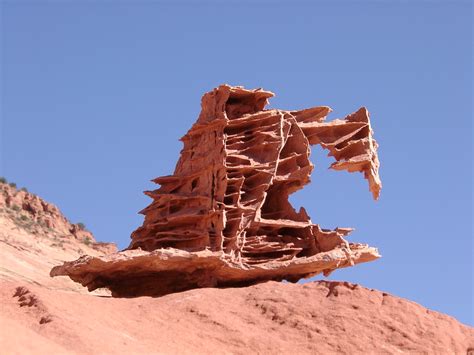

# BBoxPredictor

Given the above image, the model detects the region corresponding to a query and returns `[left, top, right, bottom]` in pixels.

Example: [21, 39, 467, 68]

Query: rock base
[50, 244, 380, 297]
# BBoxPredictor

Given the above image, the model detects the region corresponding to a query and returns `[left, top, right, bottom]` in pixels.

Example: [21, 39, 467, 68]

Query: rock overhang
[51, 84, 382, 297]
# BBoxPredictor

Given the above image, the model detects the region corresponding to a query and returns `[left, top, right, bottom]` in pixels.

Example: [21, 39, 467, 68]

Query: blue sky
[1, 1, 472, 325]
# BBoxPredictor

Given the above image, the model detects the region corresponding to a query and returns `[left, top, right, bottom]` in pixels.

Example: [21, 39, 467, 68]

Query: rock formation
[0, 182, 116, 255]
[51, 84, 382, 297]
[0, 181, 117, 292]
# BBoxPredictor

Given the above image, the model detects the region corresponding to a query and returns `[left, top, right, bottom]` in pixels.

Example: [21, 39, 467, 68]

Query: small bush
[14, 215, 34, 231]
[25, 222, 34, 230]
[9, 182, 17, 189]
[11, 205, 21, 212]
[0, 177, 6, 184]
[20, 187, 28, 192]
[83, 237, 92, 246]
[77, 222, 86, 230]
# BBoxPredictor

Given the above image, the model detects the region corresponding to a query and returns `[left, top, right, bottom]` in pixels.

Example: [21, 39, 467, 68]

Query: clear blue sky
[1, 1, 472, 325]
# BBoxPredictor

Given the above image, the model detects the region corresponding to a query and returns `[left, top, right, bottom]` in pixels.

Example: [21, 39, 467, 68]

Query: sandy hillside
[0, 181, 472, 354]
[0, 182, 116, 294]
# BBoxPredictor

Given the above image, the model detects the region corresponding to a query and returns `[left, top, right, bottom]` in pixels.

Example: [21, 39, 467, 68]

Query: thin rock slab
[50, 244, 379, 297]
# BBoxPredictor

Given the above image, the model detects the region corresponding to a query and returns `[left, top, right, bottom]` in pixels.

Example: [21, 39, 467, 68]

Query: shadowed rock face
[51, 85, 382, 297]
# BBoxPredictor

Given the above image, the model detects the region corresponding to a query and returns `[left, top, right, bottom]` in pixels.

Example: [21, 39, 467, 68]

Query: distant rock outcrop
[51, 85, 382, 297]
[0, 181, 116, 291]
[0, 182, 116, 255]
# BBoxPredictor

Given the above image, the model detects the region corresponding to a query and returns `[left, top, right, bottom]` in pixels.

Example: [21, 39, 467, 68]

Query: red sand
[1, 279, 472, 354]
[1, 181, 472, 354]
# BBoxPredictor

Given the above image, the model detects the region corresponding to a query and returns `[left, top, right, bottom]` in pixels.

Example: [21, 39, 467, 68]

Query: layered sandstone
[0, 181, 116, 292]
[0, 182, 116, 255]
[51, 85, 382, 296]
[0, 182, 95, 243]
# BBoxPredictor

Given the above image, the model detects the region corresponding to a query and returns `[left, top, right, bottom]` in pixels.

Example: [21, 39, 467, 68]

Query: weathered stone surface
[50, 244, 379, 297]
[2, 280, 472, 354]
[0, 181, 117, 293]
[51, 84, 382, 296]
[0, 182, 117, 255]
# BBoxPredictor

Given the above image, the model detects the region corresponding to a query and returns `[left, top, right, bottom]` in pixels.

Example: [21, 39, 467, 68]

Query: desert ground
[1, 182, 472, 354]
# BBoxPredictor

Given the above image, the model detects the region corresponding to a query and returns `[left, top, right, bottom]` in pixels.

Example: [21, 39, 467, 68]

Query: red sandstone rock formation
[51, 85, 382, 296]
[0, 182, 116, 255]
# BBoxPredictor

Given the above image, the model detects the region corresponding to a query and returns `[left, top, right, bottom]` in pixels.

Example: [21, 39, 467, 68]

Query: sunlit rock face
[51, 85, 382, 297]
[131, 85, 381, 262]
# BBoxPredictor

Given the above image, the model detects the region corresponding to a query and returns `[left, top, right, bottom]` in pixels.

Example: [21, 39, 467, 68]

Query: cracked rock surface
[51, 85, 382, 297]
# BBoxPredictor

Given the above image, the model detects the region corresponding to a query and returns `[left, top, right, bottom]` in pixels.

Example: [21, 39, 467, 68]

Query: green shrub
[0, 177, 6, 184]
[83, 237, 92, 246]
[9, 182, 16, 189]
[20, 215, 29, 221]
[11, 205, 21, 212]
[77, 222, 86, 230]
[20, 187, 28, 192]
[51, 241, 64, 248]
